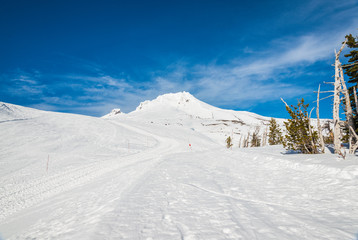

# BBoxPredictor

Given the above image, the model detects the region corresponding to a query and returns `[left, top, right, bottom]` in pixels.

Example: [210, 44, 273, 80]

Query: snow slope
[106, 92, 331, 147]
[105, 92, 277, 147]
[0, 97, 357, 240]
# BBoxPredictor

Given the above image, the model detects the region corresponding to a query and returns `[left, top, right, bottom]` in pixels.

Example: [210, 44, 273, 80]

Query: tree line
[226, 33, 358, 156]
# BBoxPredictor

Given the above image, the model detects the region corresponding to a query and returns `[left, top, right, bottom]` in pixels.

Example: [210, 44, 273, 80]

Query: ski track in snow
[0, 118, 156, 222]
[0, 116, 187, 239]
[85, 149, 357, 240]
[1, 99, 358, 239]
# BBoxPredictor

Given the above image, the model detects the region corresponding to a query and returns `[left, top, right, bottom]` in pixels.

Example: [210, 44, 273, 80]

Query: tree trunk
[308, 107, 318, 154]
[349, 126, 358, 154]
[246, 132, 250, 148]
[339, 63, 355, 154]
[354, 86, 358, 115]
[333, 42, 346, 154]
[316, 85, 325, 153]
[262, 127, 267, 147]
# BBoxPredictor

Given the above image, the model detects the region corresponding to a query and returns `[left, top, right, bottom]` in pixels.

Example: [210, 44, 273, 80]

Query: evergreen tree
[226, 136, 233, 149]
[268, 118, 282, 145]
[343, 34, 358, 86]
[343, 34, 358, 121]
[282, 99, 319, 154]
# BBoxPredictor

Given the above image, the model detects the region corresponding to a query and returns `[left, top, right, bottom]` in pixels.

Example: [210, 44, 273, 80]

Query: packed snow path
[0, 103, 358, 239]
[88, 148, 358, 240]
[2, 146, 358, 239]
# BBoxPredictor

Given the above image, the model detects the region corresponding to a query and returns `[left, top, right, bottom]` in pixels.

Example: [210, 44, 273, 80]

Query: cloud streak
[161, 27, 356, 109]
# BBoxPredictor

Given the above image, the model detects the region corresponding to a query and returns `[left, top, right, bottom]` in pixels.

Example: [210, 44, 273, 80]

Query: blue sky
[0, 0, 357, 118]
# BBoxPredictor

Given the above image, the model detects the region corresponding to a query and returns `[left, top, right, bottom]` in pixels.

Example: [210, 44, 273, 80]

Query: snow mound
[102, 108, 123, 118]
[0, 102, 41, 122]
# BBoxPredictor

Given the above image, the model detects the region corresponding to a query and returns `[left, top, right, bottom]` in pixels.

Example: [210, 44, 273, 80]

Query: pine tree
[282, 99, 319, 154]
[343, 34, 358, 86]
[340, 34, 358, 154]
[343, 34, 358, 123]
[226, 136, 233, 149]
[268, 118, 282, 145]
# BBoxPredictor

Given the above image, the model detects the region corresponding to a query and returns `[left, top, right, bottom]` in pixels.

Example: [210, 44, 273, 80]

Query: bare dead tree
[338, 63, 356, 154]
[332, 40, 347, 154]
[250, 126, 261, 147]
[316, 85, 325, 153]
[242, 133, 247, 148]
[349, 125, 358, 154]
[308, 107, 319, 154]
[262, 127, 268, 147]
[281, 98, 289, 109]
[354, 86, 358, 115]
[325, 37, 358, 155]
[244, 132, 250, 148]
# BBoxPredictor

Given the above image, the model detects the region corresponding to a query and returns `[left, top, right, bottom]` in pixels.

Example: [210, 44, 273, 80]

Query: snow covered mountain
[104, 92, 333, 147]
[104, 92, 279, 146]
[111, 91, 271, 122]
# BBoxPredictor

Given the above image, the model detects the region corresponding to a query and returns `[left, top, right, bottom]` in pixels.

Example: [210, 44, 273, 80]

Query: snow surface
[0, 94, 357, 239]
[102, 109, 122, 118]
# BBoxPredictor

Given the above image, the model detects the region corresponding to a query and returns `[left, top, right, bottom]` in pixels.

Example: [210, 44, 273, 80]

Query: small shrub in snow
[268, 118, 282, 145]
[226, 136, 233, 149]
[282, 99, 319, 154]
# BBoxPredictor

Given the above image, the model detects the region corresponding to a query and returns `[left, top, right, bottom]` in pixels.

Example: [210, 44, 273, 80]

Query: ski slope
[0, 94, 358, 239]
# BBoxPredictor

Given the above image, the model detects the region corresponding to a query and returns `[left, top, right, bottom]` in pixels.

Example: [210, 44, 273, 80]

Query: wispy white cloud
[280, 0, 358, 29]
[125, 24, 357, 112]
[2, 70, 46, 97]
[2, 19, 357, 117]
[63, 74, 131, 89]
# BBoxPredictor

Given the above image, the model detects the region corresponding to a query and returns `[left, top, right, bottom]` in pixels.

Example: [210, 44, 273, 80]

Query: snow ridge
[0, 102, 41, 122]
[102, 108, 123, 118]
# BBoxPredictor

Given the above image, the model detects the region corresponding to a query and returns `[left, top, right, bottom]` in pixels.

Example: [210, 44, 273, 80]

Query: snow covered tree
[282, 98, 319, 154]
[268, 118, 282, 145]
[226, 136, 233, 149]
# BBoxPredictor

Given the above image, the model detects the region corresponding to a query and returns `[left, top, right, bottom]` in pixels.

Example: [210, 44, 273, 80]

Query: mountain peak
[135, 91, 197, 111]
